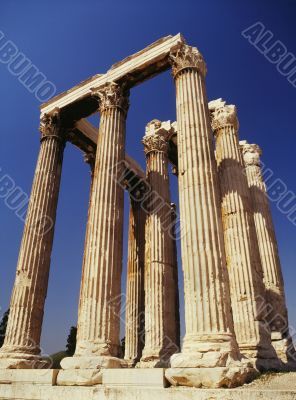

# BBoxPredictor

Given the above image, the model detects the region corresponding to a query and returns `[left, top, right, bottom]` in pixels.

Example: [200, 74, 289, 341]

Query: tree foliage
[66, 326, 77, 356]
[0, 309, 10, 348]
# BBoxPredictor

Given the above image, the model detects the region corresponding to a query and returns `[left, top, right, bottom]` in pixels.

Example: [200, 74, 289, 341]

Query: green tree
[66, 326, 77, 356]
[0, 309, 10, 348]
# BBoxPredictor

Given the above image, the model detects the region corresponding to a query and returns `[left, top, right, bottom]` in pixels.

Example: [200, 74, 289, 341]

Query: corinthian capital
[209, 98, 239, 133]
[170, 44, 207, 78]
[91, 82, 129, 115]
[239, 140, 262, 166]
[39, 109, 64, 141]
[142, 119, 170, 155]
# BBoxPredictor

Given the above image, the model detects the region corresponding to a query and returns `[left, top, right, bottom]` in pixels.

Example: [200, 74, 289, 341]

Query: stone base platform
[0, 382, 295, 400]
[0, 370, 295, 400]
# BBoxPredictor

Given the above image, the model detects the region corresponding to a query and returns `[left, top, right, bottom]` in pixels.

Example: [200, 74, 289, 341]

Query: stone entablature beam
[40, 34, 185, 117]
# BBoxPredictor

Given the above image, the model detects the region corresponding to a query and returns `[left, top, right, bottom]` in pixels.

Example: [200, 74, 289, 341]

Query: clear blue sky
[0, 0, 295, 355]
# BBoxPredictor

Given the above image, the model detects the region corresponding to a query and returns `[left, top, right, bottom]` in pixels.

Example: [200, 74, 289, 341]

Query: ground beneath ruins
[242, 372, 296, 390]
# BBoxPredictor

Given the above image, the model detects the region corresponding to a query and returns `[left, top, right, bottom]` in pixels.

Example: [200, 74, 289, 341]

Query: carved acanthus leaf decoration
[39, 110, 63, 140]
[142, 134, 168, 155]
[239, 142, 262, 166]
[210, 103, 239, 132]
[170, 44, 207, 78]
[142, 119, 171, 154]
[92, 82, 129, 115]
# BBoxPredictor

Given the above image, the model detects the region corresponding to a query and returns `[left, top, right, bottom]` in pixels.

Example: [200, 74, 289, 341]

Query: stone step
[102, 368, 169, 387]
[0, 382, 296, 400]
[0, 369, 58, 385]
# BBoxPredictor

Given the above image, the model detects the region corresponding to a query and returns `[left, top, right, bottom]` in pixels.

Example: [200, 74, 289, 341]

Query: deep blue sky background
[0, 0, 295, 355]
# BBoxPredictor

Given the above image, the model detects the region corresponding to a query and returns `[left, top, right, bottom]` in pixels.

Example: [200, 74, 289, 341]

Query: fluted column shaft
[170, 203, 180, 350]
[76, 152, 95, 338]
[124, 198, 145, 365]
[240, 142, 293, 361]
[0, 112, 65, 368]
[169, 45, 240, 368]
[210, 100, 275, 364]
[62, 82, 129, 370]
[139, 121, 179, 367]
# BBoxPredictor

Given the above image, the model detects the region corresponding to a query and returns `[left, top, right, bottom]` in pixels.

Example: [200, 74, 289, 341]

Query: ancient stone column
[61, 82, 129, 371]
[170, 203, 180, 350]
[210, 99, 278, 370]
[0, 111, 66, 369]
[139, 120, 179, 368]
[240, 141, 295, 364]
[166, 45, 257, 388]
[124, 197, 145, 366]
[78, 151, 95, 326]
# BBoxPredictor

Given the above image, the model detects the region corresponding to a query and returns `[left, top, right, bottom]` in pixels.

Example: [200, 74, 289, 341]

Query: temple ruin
[0, 33, 295, 399]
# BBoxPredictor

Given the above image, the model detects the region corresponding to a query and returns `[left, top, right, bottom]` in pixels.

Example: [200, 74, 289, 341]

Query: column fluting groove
[0, 111, 66, 369]
[209, 99, 277, 369]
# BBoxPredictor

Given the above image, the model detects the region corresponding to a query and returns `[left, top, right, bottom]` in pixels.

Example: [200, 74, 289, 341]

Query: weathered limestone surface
[1, 371, 296, 400]
[73, 118, 179, 174]
[41, 34, 185, 116]
[166, 366, 255, 389]
[124, 198, 145, 366]
[170, 203, 180, 350]
[103, 369, 169, 387]
[0, 369, 58, 384]
[209, 99, 278, 370]
[82, 133, 147, 370]
[0, 111, 66, 369]
[82, 150, 95, 274]
[240, 141, 296, 365]
[61, 82, 129, 371]
[1, 33, 294, 396]
[139, 120, 179, 368]
[165, 44, 256, 387]
[57, 369, 102, 386]
[74, 119, 146, 180]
